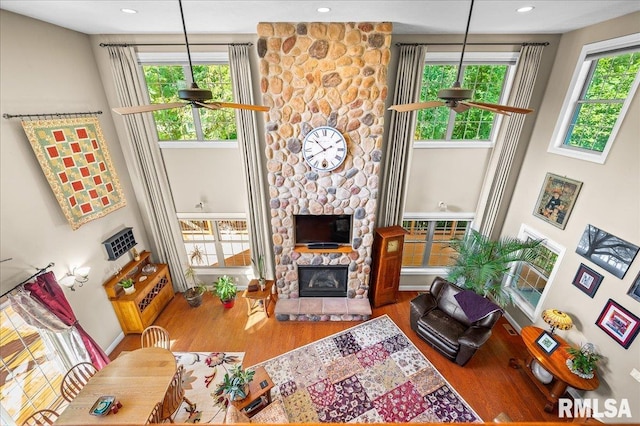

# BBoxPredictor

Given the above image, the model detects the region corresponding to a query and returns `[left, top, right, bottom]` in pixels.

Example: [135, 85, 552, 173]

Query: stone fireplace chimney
[257, 22, 392, 320]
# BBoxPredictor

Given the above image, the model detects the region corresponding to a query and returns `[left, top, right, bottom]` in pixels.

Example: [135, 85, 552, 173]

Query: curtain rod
[0, 262, 55, 299]
[3, 111, 102, 120]
[99, 42, 252, 47]
[396, 42, 549, 47]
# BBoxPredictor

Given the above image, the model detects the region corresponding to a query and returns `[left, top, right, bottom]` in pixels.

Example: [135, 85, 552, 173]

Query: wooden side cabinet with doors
[103, 251, 174, 334]
[369, 225, 409, 308]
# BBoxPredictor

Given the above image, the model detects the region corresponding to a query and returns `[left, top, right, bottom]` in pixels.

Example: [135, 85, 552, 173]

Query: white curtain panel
[378, 44, 428, 227]
[106, 45, 188, 291]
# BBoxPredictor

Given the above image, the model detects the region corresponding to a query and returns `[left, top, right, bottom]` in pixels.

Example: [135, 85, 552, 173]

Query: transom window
[178, 215, 251, 269]
[549, 34, 640, 164]
[401, 215, 474, 270]
[415, 52, 516, 146]
[138, 52, 236, 144]
[504, 225, 565, 320]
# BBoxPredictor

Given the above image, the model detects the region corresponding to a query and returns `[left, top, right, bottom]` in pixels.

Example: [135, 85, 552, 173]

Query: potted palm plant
[215, 365, 255, 401]
[446, 229, 542, 307]
[183, 265, 205, 308]
[213, 275, 237, 308]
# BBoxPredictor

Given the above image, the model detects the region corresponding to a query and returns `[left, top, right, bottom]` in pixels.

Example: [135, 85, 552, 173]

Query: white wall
[0, 10, 151, 352]
[501, 12, 640, 421]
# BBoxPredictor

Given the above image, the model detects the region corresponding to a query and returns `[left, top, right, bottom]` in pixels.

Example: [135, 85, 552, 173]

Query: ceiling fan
[112, 0, 268, 116]
[389, 0, 533, 116]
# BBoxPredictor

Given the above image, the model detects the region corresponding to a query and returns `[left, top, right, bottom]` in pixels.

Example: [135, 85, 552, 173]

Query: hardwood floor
[110, 291, 569, 423]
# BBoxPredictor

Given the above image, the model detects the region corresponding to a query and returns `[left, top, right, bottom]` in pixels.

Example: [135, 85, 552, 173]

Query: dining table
[55, 347, 177, 425]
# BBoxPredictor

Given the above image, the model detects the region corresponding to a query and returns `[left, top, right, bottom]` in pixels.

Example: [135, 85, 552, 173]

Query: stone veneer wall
[257, 22, 392, 300]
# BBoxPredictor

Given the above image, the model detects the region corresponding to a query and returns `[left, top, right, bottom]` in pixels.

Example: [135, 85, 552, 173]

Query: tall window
[549, 34, 640, 164]
[504, 225, 565, 320]
[401, 214, 474, 271]
[138, 52, 236, 144]
[415, 52, 517, 146]
[178, 215, 251, 269]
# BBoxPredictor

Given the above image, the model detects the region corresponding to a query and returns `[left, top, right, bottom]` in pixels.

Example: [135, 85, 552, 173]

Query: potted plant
[183, 265, 205, 308]
[215, 365, 255, 402]
[566, 343, 601, 379]
[252, 255, 266, 291]
[118, 278, 135, 295]
[213, 275, 237, 308]
[446, 229, 542, 307]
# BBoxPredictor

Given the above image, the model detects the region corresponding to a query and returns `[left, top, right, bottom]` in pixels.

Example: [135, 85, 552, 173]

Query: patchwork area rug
[253, 315, 481, 423]
[173, 351, 244, 423]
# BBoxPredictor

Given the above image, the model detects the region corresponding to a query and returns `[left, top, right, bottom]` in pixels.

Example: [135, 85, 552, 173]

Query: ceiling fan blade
[452, 103, 471, 113]
[461, 101, 511, 116]
[195, 101, 269, 112]
[467, 101, 533, 115]
[388, 101, 444, 112]
[112, 102, 187, 115]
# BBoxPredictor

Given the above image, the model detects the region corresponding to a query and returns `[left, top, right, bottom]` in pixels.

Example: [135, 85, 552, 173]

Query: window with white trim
[138, 52, 237, 145]
[401, 214, 474, 273]
[178, 215, 251, 269]
[504, 225, 565, 320]
[415, 52, 517, 148]
[548, 34, 640, 164]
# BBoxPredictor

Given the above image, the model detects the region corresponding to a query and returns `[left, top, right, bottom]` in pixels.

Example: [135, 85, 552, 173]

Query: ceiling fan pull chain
[456, 0, 475, 84]
[178, 0, 196, 83]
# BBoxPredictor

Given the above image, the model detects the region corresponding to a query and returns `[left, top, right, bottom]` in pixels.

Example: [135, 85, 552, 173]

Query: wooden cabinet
[369, 225, 408, 308]
[103, 251, 174, 334]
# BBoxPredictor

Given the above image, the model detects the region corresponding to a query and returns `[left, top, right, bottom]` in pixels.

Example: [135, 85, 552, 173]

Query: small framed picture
[596, 299, 640, 349]
[628, 271, 640, 303]
[533, 173, 582, 230]
[572, 263, 603, 298]
[536, 331, 560, 355]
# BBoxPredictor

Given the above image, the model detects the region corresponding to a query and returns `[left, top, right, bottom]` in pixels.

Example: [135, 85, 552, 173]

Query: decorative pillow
[225, 404, 250, 423]
[454, 290, 502, 322]
[251, 400, 289, 423]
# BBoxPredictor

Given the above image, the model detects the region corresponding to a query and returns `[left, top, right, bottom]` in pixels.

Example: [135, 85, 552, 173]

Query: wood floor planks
[109, 291, 567, 423]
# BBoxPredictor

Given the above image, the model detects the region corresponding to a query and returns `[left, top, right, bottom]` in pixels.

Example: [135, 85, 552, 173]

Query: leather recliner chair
[410, 277, 502, 366]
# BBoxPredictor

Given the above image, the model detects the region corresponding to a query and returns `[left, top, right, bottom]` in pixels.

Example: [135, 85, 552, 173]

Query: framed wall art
[571, 263, 603, 298]
[533, 173, 582, 230]
[628, 271, 640, 303]
[536, 331, 560, 355]
[21, 116, 126, 230]
[596, 299, 640, 349]
[576, 224, 639, 279]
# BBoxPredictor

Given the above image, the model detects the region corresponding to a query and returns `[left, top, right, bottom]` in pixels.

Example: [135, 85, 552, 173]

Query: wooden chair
[60, 362, 98, 402]
[147, 401, 163, 424]
[161, 365, 196, 423]
[141, 325, 171, 350]
[21, 409, 59, 425]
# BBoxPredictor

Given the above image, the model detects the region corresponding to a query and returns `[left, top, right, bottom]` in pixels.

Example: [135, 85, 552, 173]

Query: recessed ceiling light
[517, 6, 534, 13]
[121, 8, 138, 14]
[317, 7, 331, 13]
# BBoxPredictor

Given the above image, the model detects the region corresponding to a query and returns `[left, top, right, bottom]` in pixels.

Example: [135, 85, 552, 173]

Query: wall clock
[302, 126, 347, 171]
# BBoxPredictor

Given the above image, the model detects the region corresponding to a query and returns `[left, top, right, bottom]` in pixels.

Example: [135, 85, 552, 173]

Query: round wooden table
[55, 347, 176, 425]
[510, 326, 599, 412]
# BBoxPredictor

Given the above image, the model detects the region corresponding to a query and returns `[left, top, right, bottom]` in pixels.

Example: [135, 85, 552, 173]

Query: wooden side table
[242, 279, 275, 317]
[509, 326, 599, 413]
[231, 366, 274, 417]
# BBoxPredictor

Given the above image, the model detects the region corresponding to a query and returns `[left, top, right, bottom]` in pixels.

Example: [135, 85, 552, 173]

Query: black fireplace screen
[298, 265, 348, 297]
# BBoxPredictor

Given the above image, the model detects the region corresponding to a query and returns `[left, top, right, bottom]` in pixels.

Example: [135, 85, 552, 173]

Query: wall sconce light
[59, 266, 91, 291]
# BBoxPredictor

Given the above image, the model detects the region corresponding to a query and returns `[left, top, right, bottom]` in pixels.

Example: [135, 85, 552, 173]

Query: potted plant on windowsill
[446, 229, 543, 307]
[213, 275, 237, 308]
[215, 365, 255, 402]
[183, 265, 205, 308]
[118, 278, 135, 295]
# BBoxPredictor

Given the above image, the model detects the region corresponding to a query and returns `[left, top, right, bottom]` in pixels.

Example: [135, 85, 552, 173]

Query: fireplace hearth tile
[274, 297, 372, 321]
[300, 298, 323, 312]
[323, 298, 348, 314]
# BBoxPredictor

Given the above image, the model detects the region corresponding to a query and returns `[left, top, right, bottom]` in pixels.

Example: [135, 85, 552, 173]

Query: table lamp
[542, 309, 573, 335]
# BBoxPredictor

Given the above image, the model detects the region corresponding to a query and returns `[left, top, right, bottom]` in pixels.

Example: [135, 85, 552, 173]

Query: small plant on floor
[213, 275, 237, 305]
[183, 265, 206, 308]
[215, 365, 255, 402]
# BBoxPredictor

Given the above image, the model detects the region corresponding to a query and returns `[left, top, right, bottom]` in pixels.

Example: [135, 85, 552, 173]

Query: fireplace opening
[298, 265, 348, 297]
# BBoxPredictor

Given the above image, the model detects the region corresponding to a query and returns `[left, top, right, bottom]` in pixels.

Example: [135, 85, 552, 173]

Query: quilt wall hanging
[21, 117, 126, 230]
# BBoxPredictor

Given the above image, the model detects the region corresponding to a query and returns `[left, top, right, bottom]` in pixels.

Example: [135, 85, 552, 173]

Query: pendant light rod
[455, 0, 475, 84]
[178, 0, 196, 83]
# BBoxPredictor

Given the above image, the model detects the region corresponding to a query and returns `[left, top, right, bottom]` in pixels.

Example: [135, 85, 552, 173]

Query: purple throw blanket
[454, 290, 503, 322]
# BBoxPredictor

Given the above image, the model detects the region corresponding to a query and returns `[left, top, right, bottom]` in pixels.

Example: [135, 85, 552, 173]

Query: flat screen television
[294, 214, 352, 246]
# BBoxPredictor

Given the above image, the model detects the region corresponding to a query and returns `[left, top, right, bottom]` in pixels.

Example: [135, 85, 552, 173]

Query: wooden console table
[103, 251, 174, 334]
[509, 326, 599, 413]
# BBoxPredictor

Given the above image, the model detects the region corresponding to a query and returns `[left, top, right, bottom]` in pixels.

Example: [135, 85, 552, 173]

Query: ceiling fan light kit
[389, 0, 533, 116]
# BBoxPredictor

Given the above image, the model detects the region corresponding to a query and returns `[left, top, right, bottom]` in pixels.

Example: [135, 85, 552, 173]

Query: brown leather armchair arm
[409, 293, 437, 331]
[459, 325, 494, 349]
